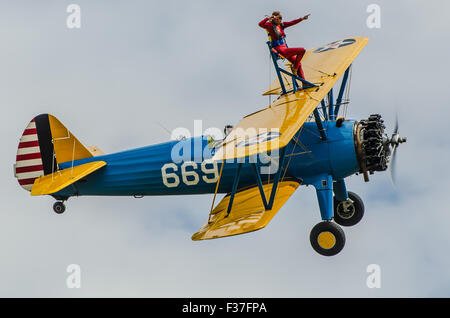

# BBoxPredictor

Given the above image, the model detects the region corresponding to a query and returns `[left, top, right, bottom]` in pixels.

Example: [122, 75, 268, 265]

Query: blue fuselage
[54, 120, 360, 198]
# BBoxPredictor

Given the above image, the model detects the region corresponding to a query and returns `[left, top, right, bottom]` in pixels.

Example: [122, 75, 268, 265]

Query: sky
[1, 0, 450, 297]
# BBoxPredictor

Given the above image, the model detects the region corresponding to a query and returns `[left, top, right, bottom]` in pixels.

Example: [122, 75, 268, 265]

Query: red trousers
[275, 44, 306, 79]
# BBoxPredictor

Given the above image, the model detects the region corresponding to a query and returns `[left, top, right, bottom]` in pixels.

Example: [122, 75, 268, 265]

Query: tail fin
[14, 114, 93, 191]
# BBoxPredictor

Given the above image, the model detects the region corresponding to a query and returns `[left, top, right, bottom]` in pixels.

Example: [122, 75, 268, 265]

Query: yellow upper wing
[213, 36, 369, 161]
[192, 180, 300, 240]
[264, 37, 368, 95]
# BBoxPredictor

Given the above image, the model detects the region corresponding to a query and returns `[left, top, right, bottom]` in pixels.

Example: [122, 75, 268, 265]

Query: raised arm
[258, 17, 271, 29]
[283, 14, 310, 28]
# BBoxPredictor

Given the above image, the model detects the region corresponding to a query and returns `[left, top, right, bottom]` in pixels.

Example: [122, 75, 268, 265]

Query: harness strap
[267, 22, 287, 48]
[271, 21, 284, 40]
[270, 38, 286, 47]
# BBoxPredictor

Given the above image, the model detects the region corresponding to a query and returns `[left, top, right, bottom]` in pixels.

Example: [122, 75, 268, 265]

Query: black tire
[333, 191, 364, 227]
[310, 221, 345, 256]
[53, 201, 66, 214]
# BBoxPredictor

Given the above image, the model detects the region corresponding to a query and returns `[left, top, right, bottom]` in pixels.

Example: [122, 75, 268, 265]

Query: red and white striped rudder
[14, 119, 45, 191]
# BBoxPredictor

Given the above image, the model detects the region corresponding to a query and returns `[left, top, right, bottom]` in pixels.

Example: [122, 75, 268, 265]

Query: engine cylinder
[354, 114, 390, 174]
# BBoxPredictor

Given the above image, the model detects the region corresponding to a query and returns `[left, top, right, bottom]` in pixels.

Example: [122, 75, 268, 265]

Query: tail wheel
[334, 191, 364, 227]
[53, 201, 66, 214]
[310, 221, 345, 256]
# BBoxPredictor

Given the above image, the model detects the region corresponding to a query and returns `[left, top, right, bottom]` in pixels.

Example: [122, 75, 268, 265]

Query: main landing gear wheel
[53, 201, 66, 214]
[310, 221, 345, 256]
[334, 191, 364, 227]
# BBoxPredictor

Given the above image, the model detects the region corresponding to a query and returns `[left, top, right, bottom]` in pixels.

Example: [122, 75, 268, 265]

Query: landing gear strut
[53, 201, 66, 214]
[309, 174, 346, 256]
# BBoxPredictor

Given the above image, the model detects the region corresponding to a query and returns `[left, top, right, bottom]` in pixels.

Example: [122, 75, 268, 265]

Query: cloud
[1, 0, 449, 297]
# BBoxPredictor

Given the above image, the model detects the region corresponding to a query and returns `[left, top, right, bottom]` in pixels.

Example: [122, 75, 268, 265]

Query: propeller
[387, 114, 407, 186]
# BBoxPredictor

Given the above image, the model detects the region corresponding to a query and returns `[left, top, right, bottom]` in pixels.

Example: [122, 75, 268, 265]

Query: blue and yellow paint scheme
[15, 36, 393, 256]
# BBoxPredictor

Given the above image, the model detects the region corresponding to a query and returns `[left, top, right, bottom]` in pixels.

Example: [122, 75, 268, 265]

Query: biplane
[14, 36, 406, 256]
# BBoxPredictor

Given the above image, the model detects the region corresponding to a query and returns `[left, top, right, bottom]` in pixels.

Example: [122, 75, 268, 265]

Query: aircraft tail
[14, 114, 94, 191]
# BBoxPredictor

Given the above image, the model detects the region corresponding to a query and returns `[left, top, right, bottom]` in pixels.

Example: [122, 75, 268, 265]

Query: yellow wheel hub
[317, 231, 336, 250]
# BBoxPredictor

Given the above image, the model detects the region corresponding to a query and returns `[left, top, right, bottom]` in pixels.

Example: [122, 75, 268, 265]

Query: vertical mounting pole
[268, 42, 287, 95]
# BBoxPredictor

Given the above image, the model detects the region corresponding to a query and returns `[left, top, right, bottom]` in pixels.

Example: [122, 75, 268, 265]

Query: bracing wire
[269, 50, 272, 106]
[303, 64, 336, 77]
[343, 66, 353, 117]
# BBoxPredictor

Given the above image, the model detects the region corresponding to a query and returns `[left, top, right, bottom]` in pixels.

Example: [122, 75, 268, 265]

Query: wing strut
[334, 65, 352, 118]
[226, 162, 243, 216]
[254, 147, 288, 211]
[328, 89, 335, 120]
[321, 99, 328, 121]
[208, 162, 225, 222]
[265, 146, 286, 209]
[226, 147, 288, 216]
[313, 108, 327, 140]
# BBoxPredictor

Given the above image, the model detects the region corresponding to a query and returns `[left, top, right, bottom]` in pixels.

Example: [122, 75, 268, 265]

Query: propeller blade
[389, 144, 398, 187]
[394, 113, 399, 135]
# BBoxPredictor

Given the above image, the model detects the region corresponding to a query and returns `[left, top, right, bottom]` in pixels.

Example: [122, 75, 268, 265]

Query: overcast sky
[1, 0, 450, 297]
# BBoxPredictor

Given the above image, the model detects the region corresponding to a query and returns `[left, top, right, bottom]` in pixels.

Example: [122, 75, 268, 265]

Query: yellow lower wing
[31, 161, 106, 196]
[192, 180, 300, 240]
